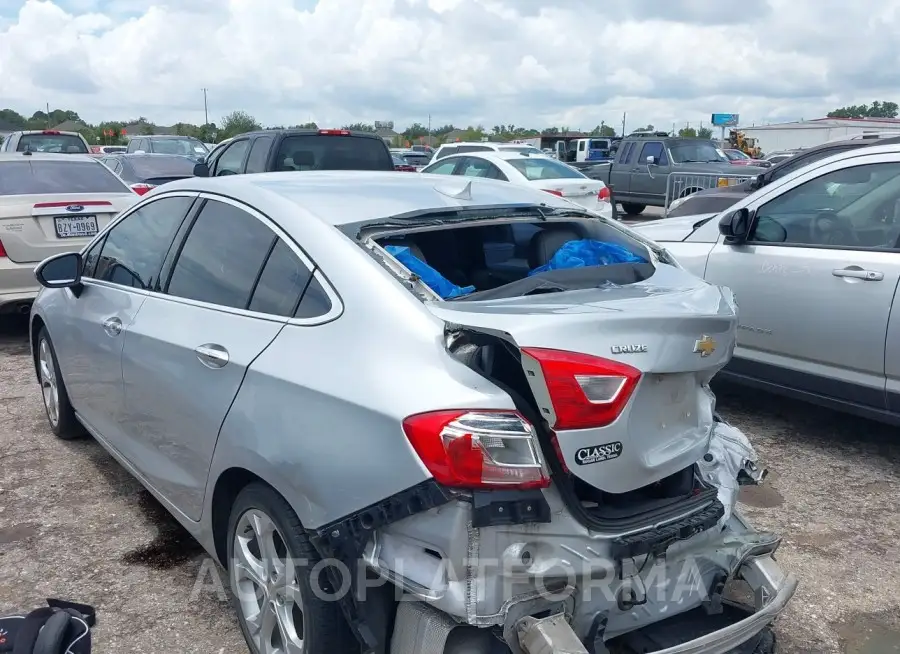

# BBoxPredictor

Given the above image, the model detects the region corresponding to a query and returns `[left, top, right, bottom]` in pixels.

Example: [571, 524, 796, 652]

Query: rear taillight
[522, 348, 641, 430]
[403, 410, 549, 489]
[0, 239, 6, 257]
[543, 189, 563, 197]
[130, 183, 155, 195]
[598, 186, 611, 202]
[319, 129, 350, 135]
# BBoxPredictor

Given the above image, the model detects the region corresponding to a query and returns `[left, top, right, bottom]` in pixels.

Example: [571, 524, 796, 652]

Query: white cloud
[1, 0, 899, 132]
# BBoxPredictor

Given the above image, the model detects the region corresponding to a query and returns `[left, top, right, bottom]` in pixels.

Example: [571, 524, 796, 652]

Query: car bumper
[0, 258, 39, 311]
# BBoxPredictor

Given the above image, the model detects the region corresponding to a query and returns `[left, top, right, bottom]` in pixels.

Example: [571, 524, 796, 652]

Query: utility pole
[46, 102, 51, 128]
[201, 88, 209, 126]
[621, 112, 626, 137]
[428, 114, 431, 144]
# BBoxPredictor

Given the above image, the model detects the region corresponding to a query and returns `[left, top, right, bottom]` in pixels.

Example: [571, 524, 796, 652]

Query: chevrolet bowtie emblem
[693, 335, 717, 357]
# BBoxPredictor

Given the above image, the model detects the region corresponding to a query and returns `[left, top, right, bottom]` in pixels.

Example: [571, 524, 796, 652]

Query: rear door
[244, 135, 274, 173]
[609, 141, 634, 194]
[0, 159, 135, 263]
[118, 196, 304, 519]
[707, 154, 900, 411]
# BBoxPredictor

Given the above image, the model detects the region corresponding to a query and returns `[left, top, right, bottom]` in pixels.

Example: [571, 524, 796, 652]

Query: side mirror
[718, 208, 751, 244]
[193, 162, 210, 177]
[35, 252, 83, 289]
[646, 155, 656, 165]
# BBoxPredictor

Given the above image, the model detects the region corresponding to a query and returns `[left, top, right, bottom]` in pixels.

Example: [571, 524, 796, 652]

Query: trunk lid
[527, 178, 607, 213]
[0, 193, 136, 263]
[428, 267, 737, 494]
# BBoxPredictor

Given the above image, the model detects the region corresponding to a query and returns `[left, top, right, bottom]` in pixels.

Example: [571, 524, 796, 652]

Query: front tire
[621, 203, 645, 215]
[227, 483, 356, 654]
[36, 327, 84, 440]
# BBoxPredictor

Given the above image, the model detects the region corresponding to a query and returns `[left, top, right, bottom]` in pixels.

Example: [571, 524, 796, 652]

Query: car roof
[0, 152, 97, 163]
[15, 130, 82, 136]
[156, 170, 577, 227]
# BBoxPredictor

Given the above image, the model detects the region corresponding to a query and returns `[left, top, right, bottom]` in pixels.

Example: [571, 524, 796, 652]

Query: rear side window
[128, 156, 196, 178]
[93, 196, 194, 289]
[248, 239, 313, 316]
[166, 200, 277, 309]
[245, 137, 274, 174]
[507, 158, 585, 180]
[457, 145, 490, 154]
[436, 146, 458, 159]
[16, 133, 87, 153]
[274, 135, 393, 171]
[0, 161, 129, 195]
[618, 142, 634, 164]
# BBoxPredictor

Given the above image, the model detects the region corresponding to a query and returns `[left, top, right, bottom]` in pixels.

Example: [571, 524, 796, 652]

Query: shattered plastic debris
[698, 421, 766, 527]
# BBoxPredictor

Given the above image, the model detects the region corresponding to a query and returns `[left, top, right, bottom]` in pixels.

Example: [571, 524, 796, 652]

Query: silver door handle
[102, 317, 122, 336]
[195, 344, 229, 368]
[832, 268, 884, 281]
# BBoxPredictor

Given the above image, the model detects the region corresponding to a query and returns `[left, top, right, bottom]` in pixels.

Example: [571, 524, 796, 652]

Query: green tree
[697, 126, 713, 139]
[220, 111, 261, 138]
[543, 127, 560, 136]
[292, 122, 318, 129]
[433, 124, 455, 138]
[827, 101, 899, 119]
[0, 109, 27, 129]
[678, 126, 697, 138]
[342, 122, 375, 132]
[403, 122, 429, 140]
[590, 122, 617, 137]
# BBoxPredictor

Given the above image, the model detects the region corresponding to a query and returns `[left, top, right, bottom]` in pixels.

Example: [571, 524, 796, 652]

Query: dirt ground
[1, 315, 898, 653]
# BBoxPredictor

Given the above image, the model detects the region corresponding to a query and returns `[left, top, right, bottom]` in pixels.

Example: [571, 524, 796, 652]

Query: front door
[119, 197, 314, 520]
[628, 140, 670, 204]
[54, 193, 197, 442]
[707, 156, 900, 409]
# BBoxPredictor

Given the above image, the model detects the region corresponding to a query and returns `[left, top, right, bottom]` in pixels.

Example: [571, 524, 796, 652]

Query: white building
[739, 117, 900, 153]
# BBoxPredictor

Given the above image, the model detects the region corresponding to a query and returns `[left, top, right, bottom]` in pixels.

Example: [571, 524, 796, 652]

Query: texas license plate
[54, 215, 98, 238]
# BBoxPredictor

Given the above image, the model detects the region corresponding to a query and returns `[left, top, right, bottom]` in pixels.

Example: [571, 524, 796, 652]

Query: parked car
[0, 152, 137, 315]
[126, 135, 209, 161]
[99, 153, 197, 195]
[633, 142, 900, 425]
[391, 149, 431, 170]
[391, 154, 416, 172]
[29, 170, 793, 654]
[194, 128, 395, 177]
[665, 134, 900, 218]
[586, 133, 767, 215]
[421, 151, 613, 219]
[91, 145, 127, 155]
[722, 149, 771, 168]
[0, 130, 91, 154]
[432, 141, 545, 160]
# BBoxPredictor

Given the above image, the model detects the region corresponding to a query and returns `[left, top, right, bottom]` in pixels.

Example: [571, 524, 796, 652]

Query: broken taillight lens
[522, 348, 641, 430]
[598, 186, 611, 202]
[130, 183, 155, 195]
[0, 239, 6, 258]
[402, 410, 549, 489]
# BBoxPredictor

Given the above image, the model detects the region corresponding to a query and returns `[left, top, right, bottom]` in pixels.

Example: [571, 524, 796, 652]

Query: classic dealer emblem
[575, 441, 623, 465]
[693, 335, 717, 357]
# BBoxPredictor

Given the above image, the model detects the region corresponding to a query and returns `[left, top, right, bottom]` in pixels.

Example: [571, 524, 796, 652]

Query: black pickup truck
[194, 128, 395, 177]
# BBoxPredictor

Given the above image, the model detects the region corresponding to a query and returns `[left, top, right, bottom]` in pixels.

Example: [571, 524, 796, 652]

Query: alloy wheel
[232, 509, 306, 654]
[38, 338, 59, 428]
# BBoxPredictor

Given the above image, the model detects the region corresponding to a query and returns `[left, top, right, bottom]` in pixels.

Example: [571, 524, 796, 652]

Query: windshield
[588, 139, 611, 150]
[0, 160, 129, 195]
[507, 157, 586, 180]
[670, 142, 727, 163]
[151, 138, 208, 156]
[402, 153, 431, 166]
[17, 133, 88, 153]
[724, 149, 749, 160]
[128, 155, 196, 178]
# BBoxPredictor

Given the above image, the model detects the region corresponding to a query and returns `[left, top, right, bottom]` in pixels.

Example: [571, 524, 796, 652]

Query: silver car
[30, 172, 795, 653]
[635, 142, 900, 425]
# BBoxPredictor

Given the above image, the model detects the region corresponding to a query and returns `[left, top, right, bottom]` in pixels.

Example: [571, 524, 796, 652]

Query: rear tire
[621, 203, 645, 215]
[36, 327, 84, 440]
[227, 483, 356, 654]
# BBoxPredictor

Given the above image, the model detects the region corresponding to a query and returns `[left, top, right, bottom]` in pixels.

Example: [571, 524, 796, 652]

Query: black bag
[0, 599, 95, 654]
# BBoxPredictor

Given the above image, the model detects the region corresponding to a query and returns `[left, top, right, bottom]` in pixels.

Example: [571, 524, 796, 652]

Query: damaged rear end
[327, 205, 796, 653]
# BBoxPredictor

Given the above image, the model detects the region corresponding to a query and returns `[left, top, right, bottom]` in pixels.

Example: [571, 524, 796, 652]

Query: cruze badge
[611, 344, 647, 354]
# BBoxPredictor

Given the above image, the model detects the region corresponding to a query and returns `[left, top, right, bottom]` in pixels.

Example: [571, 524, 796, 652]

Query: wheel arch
[30, 314, 46, 380]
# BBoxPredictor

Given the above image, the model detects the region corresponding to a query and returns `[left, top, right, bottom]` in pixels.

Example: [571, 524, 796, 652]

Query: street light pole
[202, 88, 209, 126]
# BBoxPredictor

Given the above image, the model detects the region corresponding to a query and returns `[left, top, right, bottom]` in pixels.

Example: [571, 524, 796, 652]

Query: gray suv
[126, 135, 209, 161]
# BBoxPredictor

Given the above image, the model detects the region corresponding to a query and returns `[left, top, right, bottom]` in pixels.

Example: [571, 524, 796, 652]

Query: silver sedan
[635, 141, 900, 425]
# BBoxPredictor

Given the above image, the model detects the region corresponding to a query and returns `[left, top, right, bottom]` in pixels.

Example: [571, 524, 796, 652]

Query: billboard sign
[711, 113, 739, 127]
[374, 121, 394, 130]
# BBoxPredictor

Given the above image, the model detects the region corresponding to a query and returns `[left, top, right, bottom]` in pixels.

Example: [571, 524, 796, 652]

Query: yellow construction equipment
[729, 129, 762, 158]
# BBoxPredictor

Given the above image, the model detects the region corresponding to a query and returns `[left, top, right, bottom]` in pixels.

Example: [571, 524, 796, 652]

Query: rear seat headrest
[527, 227, 581, 269]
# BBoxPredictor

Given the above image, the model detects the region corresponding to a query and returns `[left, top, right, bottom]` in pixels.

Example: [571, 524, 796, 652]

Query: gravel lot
[1, 315, 898, 654]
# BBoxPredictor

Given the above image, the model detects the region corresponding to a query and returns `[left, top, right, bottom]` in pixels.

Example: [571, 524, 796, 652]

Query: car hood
[676, 162, 766, 175]
[630, 213, 718, 242]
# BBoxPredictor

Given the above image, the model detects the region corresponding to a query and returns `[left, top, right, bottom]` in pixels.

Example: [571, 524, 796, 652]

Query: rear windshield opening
[374, 218, 654, 301]
[17, 134, 88, 154]
[275, 135, 393, 171]
[508, 157, 587, 181]
[0, 161, 129, 195]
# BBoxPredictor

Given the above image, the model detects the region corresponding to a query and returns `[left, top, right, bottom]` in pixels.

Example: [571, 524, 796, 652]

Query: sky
[1, 0, 899, 132]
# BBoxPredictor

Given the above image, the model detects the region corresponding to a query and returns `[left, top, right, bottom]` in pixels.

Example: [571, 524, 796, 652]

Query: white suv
[0, 130, 91, 154]
[432, 141, 545, 160]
